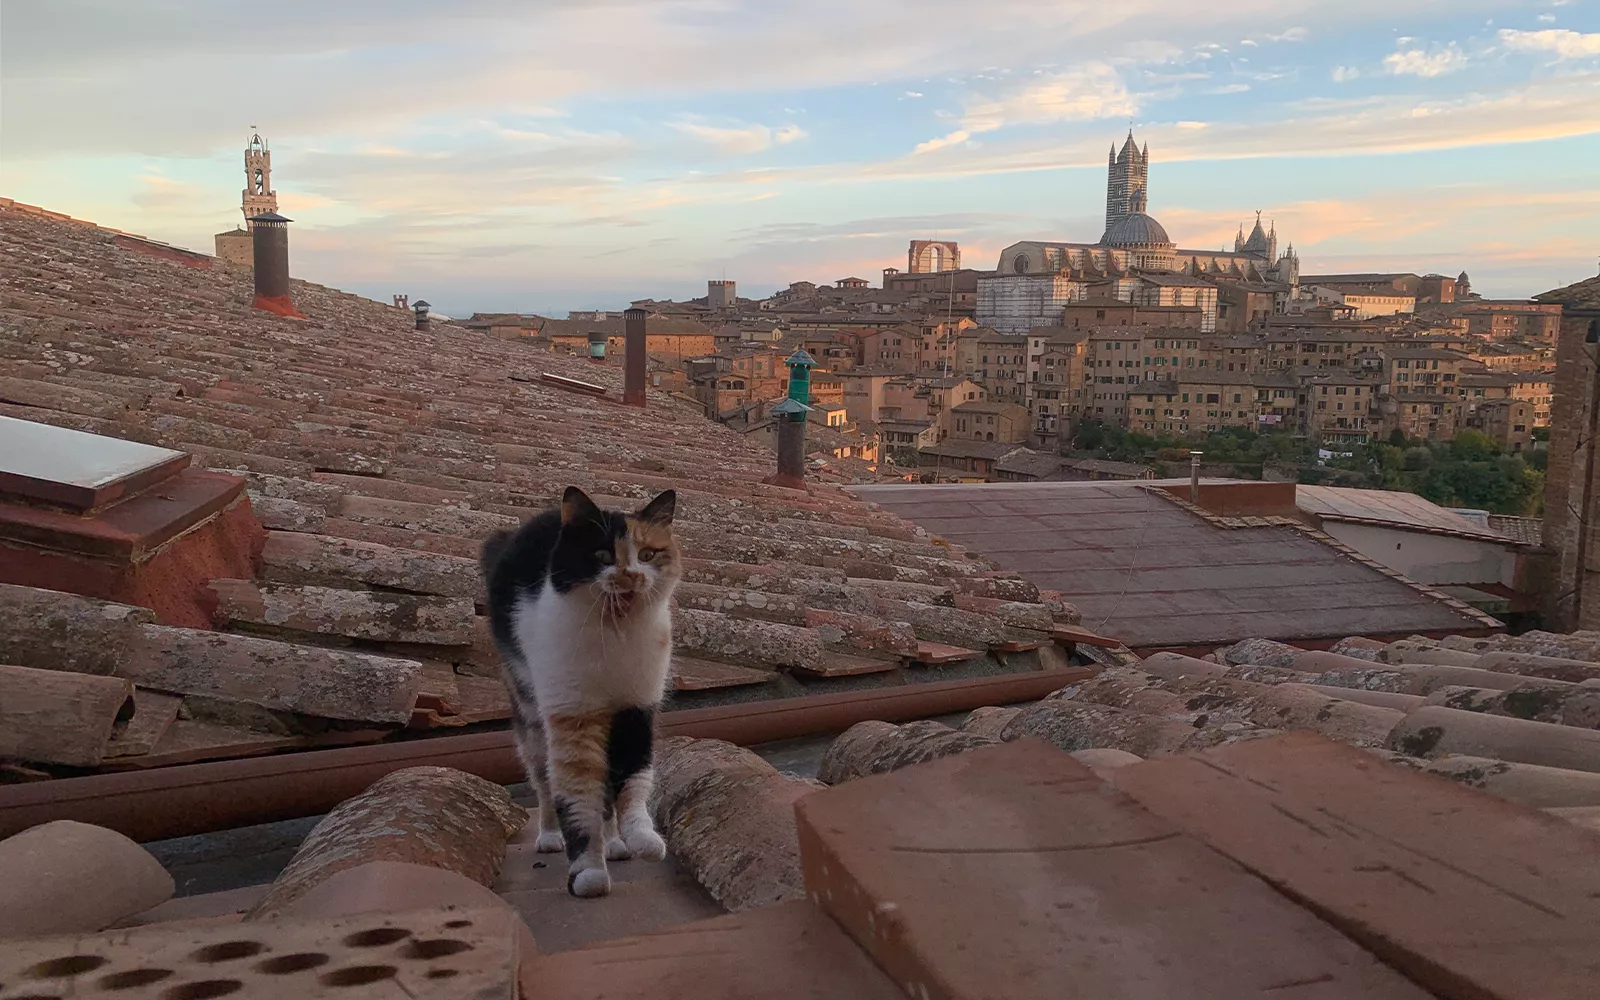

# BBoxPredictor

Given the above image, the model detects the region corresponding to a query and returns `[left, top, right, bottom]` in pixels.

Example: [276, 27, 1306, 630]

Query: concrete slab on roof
[856, 480, 1490, 649]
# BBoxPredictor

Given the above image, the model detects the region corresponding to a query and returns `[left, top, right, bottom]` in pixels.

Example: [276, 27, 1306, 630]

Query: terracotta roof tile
[0, 202, 1081, 775]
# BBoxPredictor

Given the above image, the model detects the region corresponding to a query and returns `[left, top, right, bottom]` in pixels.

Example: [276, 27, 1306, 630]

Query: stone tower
[242, 131, 278, 229]
[1104, 132, 1149, 235]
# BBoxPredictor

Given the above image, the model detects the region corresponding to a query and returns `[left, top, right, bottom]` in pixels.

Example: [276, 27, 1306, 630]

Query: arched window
[1012, 255, 1031, 274]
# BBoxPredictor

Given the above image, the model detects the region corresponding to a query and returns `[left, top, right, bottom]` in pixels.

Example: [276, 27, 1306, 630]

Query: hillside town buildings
[432, 129, 1565, 484]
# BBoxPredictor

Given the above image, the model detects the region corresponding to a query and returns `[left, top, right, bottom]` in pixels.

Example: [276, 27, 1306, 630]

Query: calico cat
[480, 486, 681, 898]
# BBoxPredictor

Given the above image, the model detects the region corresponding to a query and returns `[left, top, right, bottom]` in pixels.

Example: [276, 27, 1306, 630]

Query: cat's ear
[637, 490, 676, 525]
[561, 486, 600, 526]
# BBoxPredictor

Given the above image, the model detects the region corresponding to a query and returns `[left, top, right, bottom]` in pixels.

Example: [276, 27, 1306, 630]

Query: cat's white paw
[534, 829, 566, 853]
[623, 827, 667, 861]
[604, 837, 633, 861]
[568, 866, 611, 898]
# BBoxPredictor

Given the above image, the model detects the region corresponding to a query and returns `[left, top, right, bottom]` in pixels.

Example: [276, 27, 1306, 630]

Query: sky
[3, 1, 1598, 318]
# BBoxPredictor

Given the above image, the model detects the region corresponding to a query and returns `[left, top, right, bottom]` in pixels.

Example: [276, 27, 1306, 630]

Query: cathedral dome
[1100, 211, 1172, 248]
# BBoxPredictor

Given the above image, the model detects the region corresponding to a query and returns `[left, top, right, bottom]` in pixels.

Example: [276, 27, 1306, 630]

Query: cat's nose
[615, 570, 643, 590]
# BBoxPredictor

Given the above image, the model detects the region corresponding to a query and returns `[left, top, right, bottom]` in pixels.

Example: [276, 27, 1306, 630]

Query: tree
[1074, 420, 1106, 451]
[1449, 429, 1501, 462]
[1402, 447, 1432, 472]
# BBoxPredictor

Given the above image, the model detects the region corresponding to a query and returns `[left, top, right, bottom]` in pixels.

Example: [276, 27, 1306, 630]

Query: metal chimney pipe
[1189, 450, 1203, 504]
[623, 307, 647, 407]
[766, 397, 811, 489]
[249, 212, 302, 317]
[250, 212, 292, 306]
[413, 300, 431, 331]
[775, 414, 806, 483]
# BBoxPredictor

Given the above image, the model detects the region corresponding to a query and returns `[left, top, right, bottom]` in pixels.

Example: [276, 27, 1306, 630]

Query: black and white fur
[481, 486, 680, 898]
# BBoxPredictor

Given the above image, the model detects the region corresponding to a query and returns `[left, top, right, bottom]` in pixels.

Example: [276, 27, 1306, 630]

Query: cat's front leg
[616, 765, 667, 860]
[545, 713, 612, 898]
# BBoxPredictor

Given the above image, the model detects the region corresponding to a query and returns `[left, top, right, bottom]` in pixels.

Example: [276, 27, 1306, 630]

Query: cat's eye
[594, 549, 615, 565]
[639, 548, 660, 563]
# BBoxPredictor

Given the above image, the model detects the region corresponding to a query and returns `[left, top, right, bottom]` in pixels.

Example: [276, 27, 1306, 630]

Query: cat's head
[551, 486, 680, 619]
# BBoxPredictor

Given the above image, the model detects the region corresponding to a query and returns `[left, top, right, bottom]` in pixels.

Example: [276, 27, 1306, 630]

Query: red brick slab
[795, 739, 1431, 1000]
[530, 900, 904, 999]
[1112, 732, 1600, 1000]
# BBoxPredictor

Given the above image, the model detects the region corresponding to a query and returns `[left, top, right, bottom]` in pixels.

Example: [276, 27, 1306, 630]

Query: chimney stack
[1189, 450, 1203, 504]
[413, 300, 431, 331]
[769, 398, 810, 487]
[249, 212, 302, 317]
[393, 294, 409, 310]
[586, 331, 607, 362]
[623, 307, 647, 407]
[763, 348, 821, 489]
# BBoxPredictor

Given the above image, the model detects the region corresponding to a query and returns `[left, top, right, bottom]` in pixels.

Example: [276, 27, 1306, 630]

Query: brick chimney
[250, 212, 303, 318]
[623, 307, 647, 407]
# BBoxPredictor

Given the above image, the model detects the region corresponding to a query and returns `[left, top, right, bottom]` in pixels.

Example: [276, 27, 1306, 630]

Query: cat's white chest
[511, 585, 673, 713]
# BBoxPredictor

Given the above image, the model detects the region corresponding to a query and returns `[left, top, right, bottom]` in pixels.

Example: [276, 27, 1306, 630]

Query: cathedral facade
[992, 132, 1299, 286]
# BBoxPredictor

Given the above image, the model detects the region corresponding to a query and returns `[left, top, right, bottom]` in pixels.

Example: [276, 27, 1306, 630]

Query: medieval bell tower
[242, 131, 278, 228]
[1103, 131, 1149, 236]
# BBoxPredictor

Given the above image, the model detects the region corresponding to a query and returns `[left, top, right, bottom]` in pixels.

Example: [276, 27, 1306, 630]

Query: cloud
[733, 71, 1600, 189]
[130, 172, 199, 211]
[3, 0, 1592, 311]
[1383, 44, 1468, 77]
[671, 120, 806, 155]
[1499, 28, 1600, 59]
[903, 90, 924, 98]
[1207, 83, 1250, 94]
[959, 62, 1136, 133]
[914, 130, 972, 155]
[913, 61, 1135, 154]
[1332, 65, 1360, 82]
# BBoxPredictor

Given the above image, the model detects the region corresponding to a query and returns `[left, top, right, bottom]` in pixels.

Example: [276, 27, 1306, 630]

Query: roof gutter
[0, 667, 1091, 843]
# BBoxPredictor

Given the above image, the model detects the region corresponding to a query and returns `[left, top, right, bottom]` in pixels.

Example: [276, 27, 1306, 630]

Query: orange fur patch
[625, 517, 678, 565]
[544, 711, 611, 794]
